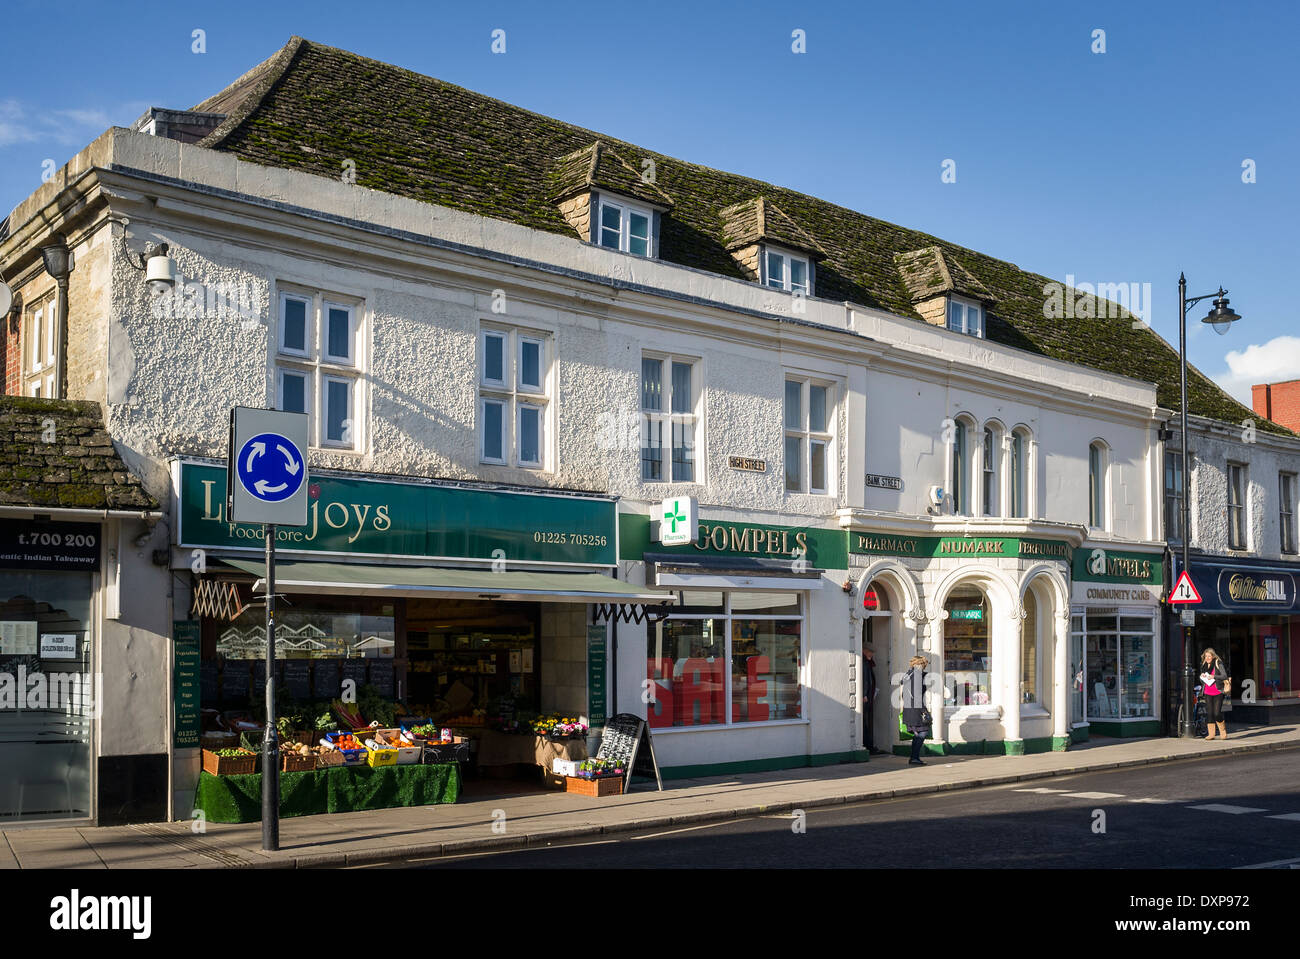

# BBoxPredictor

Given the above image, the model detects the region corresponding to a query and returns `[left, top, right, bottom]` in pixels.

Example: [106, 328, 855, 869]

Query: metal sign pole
[262, 523, 279, 850]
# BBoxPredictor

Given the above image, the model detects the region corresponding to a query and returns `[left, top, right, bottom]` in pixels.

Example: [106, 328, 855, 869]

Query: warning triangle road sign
[1168, 571, 1202, 604]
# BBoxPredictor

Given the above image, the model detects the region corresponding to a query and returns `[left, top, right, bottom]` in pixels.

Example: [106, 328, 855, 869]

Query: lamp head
[39, 235, 72, 282]
[1202, 288, 1241, 336]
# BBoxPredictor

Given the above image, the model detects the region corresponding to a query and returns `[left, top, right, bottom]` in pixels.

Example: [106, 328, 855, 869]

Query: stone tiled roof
[0, 397, 158, 511]
[192, 37, 1291, 436]
[895, 246, 993, 304]
[549, 141, 674, 209]
[719, 197, 826, 259]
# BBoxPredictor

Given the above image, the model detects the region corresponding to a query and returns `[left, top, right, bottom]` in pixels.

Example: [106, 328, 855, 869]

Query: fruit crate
[322, 733, 367, 765]
[422, 737, 470, 765]
[281, 752, 317, 772]
[565, 775, 623, 797]
[371, 729, 422, 765]
[202, 748, 258, 776]
[366, 746, 398, 768]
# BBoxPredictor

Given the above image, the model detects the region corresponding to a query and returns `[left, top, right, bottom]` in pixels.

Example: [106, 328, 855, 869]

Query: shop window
[1021, 588, 1038, 704]
[943, 585, 990, 706]
[1081, 611, 1154, 720]
[1227, 462, 1247, 549]
[1279, 472, 1296, 554]
[1164, 450, 1184, 542]
[479, 325, 552, 469]
[1069, 614, 1086, 726]
[275, 289, 363, 451]
[784, 377, 834, 495]
[1088, 441, 1109, 529]
[0, 568, 94, 821]
[1009, 427, 1030, 518]
[647, 591, 802, 728]
[641, 354, 699, 483]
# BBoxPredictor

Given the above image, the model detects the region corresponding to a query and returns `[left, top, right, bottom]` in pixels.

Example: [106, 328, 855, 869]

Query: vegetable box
[202, 748, 258, 776]
[322, 733, 368, 765]
[565, 775, 623, 797]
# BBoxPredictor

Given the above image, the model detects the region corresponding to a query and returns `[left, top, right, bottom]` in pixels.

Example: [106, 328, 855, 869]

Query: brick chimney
[1253, 380, 1300, 434]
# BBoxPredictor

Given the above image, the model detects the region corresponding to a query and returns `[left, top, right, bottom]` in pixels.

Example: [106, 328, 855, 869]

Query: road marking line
[1128, 798, 1180, 804]
[1188, 804, 1267, 814]
[1266, 813, 1300, 822]
[1013, 787, 1070, 794]
[1237, 856, 1300, 869]
[1062, 791, 1127, 800]
[630, 821, 739, 841]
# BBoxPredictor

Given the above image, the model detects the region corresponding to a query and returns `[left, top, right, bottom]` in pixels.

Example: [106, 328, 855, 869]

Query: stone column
[1053, 607, 1071, 749]
[1003, 598, 1024, 754]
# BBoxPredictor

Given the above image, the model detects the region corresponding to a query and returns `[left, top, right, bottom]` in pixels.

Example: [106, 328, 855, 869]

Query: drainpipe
[39, 235, 73, 399]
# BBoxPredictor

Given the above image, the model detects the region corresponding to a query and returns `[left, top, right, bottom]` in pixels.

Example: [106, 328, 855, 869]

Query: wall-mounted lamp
[116, 217, 175, 295]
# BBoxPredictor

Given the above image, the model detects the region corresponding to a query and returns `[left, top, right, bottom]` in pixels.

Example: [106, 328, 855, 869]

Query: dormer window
[764, 248, 810, 295]
[598, 197, 653, 257]
[947, 296, 984, 337]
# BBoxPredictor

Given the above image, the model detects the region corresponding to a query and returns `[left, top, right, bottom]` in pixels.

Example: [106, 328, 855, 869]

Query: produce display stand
[193, 762, 461, 824]
[565, 775, 623, 797]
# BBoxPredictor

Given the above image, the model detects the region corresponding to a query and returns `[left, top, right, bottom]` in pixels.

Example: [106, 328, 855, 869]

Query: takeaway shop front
[1070, 546, 1166, 739]
[171, 459, 672, 812]
[1169, 554, 1300, 726]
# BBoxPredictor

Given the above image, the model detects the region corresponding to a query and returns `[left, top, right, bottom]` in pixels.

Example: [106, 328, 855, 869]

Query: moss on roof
[195, 36, 1291, 436]
[0, 397, 158, 511]
[895, 246, 993, 304]
[548, 140, 674, 209]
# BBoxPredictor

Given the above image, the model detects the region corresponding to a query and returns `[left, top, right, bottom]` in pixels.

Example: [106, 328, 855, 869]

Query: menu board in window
[200, 662, 219, 702]
[369, 659, 395, 697]
[342, 660, 367, 693]
[313, 659, 341, 699]
[222, 661, 250, 700]
[283, 659, 311, 700]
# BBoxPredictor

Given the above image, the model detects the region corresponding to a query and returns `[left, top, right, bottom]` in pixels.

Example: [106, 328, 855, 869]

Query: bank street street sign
[227, 407, 309, 527]
[659, 496, 698, 547]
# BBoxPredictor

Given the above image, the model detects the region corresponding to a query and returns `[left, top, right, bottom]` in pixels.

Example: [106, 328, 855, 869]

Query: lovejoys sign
[177, 461, 617, 566]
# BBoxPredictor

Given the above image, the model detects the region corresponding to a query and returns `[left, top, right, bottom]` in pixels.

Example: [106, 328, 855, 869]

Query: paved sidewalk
[4, 724, 1297, 869]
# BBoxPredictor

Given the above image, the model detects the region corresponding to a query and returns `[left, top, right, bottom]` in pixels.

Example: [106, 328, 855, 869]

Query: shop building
[0, 397, 164, 826]
[1, 36, 1288, 809]
[1163, 415, 1300, 726]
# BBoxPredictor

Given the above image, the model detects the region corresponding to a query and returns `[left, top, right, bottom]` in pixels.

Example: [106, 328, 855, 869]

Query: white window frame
[981, 424, 1000, 517]
[1164, 450, 1184, 542]
[274, 288, 364, 451]
[1281, 472, 1297, 555]
[23, 294, 57, 390]
[1227, 461, 1248, 550]
[950, 416, 976, 515]
[784, 376, 835, 495]
[1009, 427, 1031, 518]
[640, 352, 701, 484]
[479, 324, 552, 470]
[946, 296, 985, 337]
[764, 247, 811, 295]
[1089, 441, 1109, 531]
[597, 197, 654, 257]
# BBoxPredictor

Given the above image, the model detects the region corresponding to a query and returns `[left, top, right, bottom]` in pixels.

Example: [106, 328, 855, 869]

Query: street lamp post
[1176, 274, 1241, 737]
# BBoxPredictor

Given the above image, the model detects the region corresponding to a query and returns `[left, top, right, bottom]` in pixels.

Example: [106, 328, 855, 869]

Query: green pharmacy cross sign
[659, 496, 698, 547]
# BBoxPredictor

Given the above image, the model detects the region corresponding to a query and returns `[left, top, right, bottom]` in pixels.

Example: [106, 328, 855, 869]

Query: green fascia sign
[178, 462, 617, 566]
[1071, 546, 1163, 585]
[850, 532, 1072, 563]
[618, 514, 848, 570]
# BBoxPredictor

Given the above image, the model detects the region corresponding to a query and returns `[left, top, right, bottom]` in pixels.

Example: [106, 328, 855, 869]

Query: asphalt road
[369, 749, 1300, 869]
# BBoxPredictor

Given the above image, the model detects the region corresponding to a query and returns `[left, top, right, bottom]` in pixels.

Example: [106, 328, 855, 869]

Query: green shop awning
[222, 558, 676, 607]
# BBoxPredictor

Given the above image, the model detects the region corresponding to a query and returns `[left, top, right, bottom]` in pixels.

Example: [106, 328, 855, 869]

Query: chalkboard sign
[342, 660, 367, 692]
[200, 662, 219, 702]
[595, 712, 662, 793]
[283, 660, 311, 700]
[221, 661, 250, 700]
[313, 659, 340, 699]
[369, 659, 395, 697]
[252, 660, 268, 695]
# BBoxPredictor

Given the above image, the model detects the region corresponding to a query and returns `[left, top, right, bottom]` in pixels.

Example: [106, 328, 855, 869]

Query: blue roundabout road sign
[236, 431, 306, 503]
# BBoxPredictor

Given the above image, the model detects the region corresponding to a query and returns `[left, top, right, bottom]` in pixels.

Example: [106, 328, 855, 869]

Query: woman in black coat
[901, 654, 932, 765]
[1199, 647, 1229, 740]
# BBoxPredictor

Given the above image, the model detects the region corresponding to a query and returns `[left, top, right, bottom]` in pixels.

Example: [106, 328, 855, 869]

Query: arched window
[1010, 428, 1030, 518]
[982, 424, 1001, 516]
[1089, 441, 1108, 529]
[944, 585, 990, 706]
[951, 417, 975, 515]
[1021, 587, 1039, 704]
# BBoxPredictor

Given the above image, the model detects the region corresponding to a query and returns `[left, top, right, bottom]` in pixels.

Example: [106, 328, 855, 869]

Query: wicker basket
[565, 775, 623, 797]
[281, 752, 317, 772]
[202, 748, 258, 776]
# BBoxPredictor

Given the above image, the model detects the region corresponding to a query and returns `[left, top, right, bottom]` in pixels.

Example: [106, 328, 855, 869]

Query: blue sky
[2, 0, 1296, 404]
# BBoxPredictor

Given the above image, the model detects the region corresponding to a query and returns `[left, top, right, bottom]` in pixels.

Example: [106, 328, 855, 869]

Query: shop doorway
[860, 580, 892, 753]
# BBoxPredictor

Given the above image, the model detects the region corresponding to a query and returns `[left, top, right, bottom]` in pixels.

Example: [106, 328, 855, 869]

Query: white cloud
[0, 99, 130, 148]
[1212, 335, 1300, 404]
